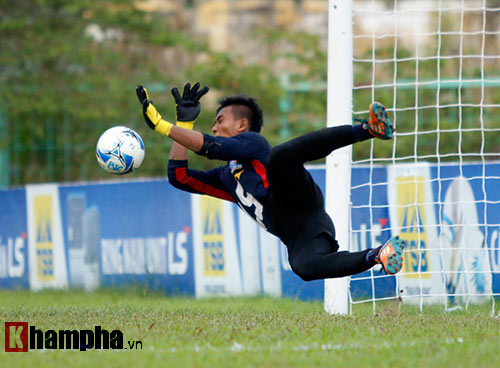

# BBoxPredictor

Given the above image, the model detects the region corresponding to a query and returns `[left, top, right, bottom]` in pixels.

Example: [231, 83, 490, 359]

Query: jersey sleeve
[196, 132, 270, 162]
[167, 160, 235, 202]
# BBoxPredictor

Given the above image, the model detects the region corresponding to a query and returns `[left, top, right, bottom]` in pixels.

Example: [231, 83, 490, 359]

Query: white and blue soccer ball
[96, 126, 145, 175]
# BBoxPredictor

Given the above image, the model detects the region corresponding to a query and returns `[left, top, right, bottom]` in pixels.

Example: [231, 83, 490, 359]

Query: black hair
[216, 95, 264, 133]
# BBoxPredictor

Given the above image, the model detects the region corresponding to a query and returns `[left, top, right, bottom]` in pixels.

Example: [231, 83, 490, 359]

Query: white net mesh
[349, 0, 500, 312]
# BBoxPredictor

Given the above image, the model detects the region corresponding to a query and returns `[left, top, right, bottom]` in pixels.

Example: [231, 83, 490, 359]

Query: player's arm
[169, 140, 188, 161]
[136, 83, 234, 202]
[168, 127, 203, 159]
[167, 160, 235, 202]
[197, 132, 270, 162]
[136, 83, 207, 154]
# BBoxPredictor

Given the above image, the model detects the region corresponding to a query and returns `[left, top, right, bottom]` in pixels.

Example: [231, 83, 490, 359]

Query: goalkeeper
[136, 82, 405, 281]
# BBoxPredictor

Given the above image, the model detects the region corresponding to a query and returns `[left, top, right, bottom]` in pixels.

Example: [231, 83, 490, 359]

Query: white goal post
[325, 0, 500, 314]
[324, 0, 353, 315]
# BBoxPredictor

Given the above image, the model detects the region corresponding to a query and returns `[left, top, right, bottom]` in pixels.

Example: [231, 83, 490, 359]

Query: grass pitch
[1, 289, 499, 368]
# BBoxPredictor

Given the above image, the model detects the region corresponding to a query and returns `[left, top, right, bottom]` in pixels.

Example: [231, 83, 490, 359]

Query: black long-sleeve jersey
[168, 131, 275, 233]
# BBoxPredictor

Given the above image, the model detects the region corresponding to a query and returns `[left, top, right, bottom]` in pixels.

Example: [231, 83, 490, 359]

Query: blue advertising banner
[1, 162, 499, 305]
[430, 163, 500, 301]
[0, 188, 29, 288]
[58, 180, 195, 295]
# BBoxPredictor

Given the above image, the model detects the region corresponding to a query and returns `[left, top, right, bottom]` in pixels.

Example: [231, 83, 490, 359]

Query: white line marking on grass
[139, 337, 468, 354]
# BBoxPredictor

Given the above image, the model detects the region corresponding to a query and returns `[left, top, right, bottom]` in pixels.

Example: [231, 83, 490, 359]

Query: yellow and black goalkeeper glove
[136, 85, 173, 136]
[171, 82, 209, 130]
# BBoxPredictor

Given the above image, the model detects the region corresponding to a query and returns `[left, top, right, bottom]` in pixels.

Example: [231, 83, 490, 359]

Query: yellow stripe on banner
[34, 195, 55, 281]
[201, 196, 226, 276]
[396, 177, 431, 279]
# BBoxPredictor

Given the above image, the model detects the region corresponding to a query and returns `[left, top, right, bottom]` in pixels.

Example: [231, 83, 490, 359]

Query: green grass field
[1, 289, 499, 367]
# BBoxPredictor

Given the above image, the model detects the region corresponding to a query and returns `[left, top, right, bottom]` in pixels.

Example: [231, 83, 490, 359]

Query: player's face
[212, 106, 246, 137]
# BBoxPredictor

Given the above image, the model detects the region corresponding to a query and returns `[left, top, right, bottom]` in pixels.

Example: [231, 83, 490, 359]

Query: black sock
[352, 124, 373, 142]
[364, 245, 383, 266]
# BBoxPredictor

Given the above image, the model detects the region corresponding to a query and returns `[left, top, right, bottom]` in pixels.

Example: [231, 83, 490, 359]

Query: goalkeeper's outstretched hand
[136, 85, 173, 136]
[171, 82, 209, 129]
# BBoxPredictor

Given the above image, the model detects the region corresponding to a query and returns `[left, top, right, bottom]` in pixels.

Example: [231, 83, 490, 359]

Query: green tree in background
[1, 0, 169, 184]
[0, 0, 286, 185]
[1, 1, 498, 186]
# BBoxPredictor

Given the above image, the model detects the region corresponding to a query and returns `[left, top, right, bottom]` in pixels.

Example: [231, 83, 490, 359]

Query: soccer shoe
[354, 102, 394, 140]
[375, 235, 405, 274]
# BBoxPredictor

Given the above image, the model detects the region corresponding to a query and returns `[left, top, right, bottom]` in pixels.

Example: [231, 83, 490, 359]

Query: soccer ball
[96, 126, 145, 175]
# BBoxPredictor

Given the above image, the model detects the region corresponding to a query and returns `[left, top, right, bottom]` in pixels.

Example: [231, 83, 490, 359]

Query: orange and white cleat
[375, 235, 405, 274]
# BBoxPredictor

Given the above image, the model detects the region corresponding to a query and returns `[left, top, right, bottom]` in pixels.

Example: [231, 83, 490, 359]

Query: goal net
[326, 0, 500, 314]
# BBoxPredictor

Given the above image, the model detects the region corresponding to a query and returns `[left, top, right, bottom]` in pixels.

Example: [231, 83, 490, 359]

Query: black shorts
[266, 171, 338, 253]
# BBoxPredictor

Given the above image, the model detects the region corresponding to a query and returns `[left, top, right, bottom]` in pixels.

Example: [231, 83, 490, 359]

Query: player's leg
[269, 125, 362, 173]
[267, 102, 393, 202]
[268, 102, 393, 170]
[266, 125, 355, 211]
[287, 228, 405, 281]
[288, 234, 373, 280]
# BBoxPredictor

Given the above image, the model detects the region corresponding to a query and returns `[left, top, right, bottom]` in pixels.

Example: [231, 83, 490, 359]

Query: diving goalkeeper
[136, 83, 405, 281]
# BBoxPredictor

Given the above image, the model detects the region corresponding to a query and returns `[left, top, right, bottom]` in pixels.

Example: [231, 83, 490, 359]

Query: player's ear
[237, 118, 250, 132]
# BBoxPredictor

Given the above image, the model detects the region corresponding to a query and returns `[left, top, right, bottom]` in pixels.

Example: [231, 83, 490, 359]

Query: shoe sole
[379, 235, 405, 274]
[369, 102, 393, 139]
